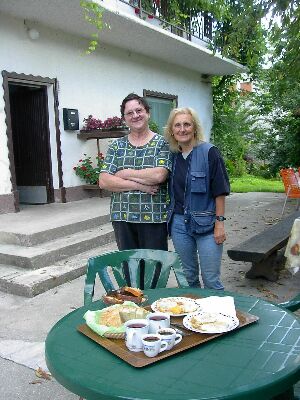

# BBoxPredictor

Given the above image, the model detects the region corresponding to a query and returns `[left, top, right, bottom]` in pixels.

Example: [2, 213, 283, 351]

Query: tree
[203, 1, 268, 174]
[254, 0, 300, 173]
[207, 0, 300, 174]
[81, 0, 300, 173]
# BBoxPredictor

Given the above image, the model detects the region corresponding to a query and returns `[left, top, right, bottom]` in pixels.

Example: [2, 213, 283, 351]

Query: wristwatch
[216, 216, 226, 221]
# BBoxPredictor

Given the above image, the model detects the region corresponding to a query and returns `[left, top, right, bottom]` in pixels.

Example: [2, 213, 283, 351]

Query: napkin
[194, 296, 237, 318]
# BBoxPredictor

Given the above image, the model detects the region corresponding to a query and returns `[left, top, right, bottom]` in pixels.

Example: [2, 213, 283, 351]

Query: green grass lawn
[230, 175, 285, 193]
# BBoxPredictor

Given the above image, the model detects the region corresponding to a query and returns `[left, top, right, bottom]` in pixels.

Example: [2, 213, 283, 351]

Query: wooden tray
[77, 308, 259, 368]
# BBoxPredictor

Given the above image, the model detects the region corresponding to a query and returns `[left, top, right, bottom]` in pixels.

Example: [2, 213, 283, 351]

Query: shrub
[73, 153, 104, 184]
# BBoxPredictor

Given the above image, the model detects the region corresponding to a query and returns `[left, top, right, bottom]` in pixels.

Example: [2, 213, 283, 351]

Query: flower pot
[77, 129, 129, 140]
[82, 184, 101, 190]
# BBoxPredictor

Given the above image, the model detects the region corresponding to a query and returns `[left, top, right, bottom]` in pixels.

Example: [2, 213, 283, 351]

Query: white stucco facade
[0, 14, 211, 190]
[0, 0, 245, 213]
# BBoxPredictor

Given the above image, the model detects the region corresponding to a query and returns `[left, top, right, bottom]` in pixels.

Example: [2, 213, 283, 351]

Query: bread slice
[102, 287, 145, 305]
[122, 287, 143, 297]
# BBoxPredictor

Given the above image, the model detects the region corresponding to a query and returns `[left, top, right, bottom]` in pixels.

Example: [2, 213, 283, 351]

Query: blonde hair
[164, 107, 205, 152]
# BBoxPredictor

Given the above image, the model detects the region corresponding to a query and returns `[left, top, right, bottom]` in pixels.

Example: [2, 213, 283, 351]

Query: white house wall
[0, 12, 212, 202]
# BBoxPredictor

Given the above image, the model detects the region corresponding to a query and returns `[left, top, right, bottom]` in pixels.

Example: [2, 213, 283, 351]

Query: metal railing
[119, 0, 213, 43]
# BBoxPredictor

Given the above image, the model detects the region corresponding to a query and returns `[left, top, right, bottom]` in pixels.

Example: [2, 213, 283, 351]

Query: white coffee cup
[157, 328, 182, 350]
[146, 312, 170, 334]
[141, 334, 168, 358]
[124, 319, 149, 352]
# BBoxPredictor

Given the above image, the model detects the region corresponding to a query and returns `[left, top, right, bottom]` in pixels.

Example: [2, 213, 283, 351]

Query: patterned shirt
[101, 134, 172, 223]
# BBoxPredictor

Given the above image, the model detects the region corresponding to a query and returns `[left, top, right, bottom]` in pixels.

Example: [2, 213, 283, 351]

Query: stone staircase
[0, 197, 117, 297]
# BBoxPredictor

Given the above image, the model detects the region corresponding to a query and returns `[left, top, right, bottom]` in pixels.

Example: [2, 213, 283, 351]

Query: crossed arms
[99, 167, 168, 195]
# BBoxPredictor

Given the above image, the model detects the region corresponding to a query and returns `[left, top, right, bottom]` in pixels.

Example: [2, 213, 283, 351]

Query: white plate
[151, 297, 199, 316]
[183, 311, 239, 334]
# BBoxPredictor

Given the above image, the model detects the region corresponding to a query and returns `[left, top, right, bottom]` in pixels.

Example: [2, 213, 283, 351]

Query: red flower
[134, 7, 140, 14]
[73, 166, 77, 170]
[79, 159, 83, 162]
[81, 166, 87, 171]
[148, 14, 154, 19]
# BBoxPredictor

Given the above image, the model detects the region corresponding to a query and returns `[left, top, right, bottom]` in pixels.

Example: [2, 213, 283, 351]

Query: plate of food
[183, 311, 239, 334]
[151, 297, 199, 316]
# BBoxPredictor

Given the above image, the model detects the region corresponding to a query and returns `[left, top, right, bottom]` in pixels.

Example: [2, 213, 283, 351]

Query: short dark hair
[120, 93, 150, 117]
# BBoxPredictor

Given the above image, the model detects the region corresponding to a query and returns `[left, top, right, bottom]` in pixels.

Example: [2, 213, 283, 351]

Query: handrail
[118, 0, 212, 43]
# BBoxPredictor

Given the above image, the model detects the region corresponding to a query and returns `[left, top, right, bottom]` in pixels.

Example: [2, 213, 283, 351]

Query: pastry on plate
[102, 286, 147, 305]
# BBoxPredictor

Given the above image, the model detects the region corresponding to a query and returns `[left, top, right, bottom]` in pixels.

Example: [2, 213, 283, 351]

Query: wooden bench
[227, 210, 300, 281]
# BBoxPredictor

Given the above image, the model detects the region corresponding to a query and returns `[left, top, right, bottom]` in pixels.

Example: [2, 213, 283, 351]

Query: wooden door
[9, 84, 54, 204]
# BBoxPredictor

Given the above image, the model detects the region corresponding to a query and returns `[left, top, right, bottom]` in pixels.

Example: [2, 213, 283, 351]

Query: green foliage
[149, 119, 160, 134]
[181, 1, 299, 177]
[80, 0, 108, 54]
[252, 59, 300, 173]
[253, 1, 300, 172]
[211, 85, 258, 177]
[267, 0, 300, 83]
[246, 162, 273, 179]
[225, 158, 247, 177]
[211, 0, 267, 75]
[73, 153, 104, 185]
[266, 116, 300, 175]
[78, 0, 300, 174]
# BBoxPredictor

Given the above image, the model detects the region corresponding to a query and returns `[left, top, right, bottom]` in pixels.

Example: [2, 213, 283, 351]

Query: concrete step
[0, 241, 118, 297]
[0, 197, 111, 246]
[0, 214, 110, 246]
[0, 223, 115, 269]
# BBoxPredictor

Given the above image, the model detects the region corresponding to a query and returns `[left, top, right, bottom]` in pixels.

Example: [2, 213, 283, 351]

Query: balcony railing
[119, 0, 213, 43]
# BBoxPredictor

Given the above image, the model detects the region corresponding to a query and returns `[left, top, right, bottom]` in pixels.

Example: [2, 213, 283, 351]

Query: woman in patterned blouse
[99, 93, 172, 251]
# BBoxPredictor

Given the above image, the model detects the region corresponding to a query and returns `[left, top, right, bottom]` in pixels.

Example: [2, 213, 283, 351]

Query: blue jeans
[170, 214, 224, 289]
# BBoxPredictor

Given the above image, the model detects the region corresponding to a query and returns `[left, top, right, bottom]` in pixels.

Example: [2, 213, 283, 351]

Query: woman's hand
[214, 196, 226, 244]
[214, 221, 226, 245]
[139, 184, 159, 195]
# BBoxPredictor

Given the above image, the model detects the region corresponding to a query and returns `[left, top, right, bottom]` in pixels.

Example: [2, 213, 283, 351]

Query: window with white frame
[143, 90, 178, 135]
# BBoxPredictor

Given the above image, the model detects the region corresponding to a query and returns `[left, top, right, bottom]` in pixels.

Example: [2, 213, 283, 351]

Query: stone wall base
[63, 185, 109, 202]
[0, 186, 110, 214]
[0, 193, 17, 214]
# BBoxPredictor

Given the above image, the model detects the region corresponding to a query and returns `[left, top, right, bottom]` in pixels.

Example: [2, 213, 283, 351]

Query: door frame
[2, 71, 65, 211]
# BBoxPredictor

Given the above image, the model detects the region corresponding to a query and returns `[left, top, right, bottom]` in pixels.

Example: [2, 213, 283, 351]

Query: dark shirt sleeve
[208, 146, 230, 198]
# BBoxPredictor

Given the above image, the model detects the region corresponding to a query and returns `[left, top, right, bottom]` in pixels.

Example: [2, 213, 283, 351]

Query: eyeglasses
[124, 107, 146, 118]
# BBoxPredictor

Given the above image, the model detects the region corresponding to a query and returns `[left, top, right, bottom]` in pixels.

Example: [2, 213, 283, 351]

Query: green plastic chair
[84, 249, 189, 306]
[278, 293, 300, 400]
[278, 293, 300, 312]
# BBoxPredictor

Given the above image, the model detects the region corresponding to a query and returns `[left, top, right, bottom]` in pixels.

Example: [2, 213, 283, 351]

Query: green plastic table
[45, 288, 300, 400]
